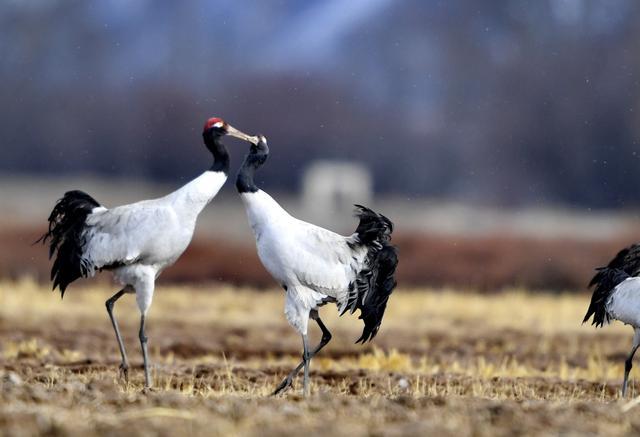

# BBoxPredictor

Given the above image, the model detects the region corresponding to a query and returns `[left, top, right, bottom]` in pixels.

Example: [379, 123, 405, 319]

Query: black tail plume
[583, 267, 629, 327]
[589, 244, 640, 287]
[349, 205, 398, 344]
[38, 190, 100, 297]
[353, 204, 393, 246]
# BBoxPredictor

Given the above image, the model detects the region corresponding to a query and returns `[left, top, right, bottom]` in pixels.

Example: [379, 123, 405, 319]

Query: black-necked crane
[235, 136, 398, 396]
[584, 244, 640, 396]
[39, 117, 257, 388]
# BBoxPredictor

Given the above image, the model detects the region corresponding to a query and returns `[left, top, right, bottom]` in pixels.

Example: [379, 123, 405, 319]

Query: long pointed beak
[227, 125, 259, 145]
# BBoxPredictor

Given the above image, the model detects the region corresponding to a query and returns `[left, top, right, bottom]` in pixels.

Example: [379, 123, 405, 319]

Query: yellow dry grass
[1, 279, 640, 435]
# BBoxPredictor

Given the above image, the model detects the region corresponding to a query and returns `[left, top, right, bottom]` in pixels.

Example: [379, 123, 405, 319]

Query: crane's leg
[105, 288, 130, 381]
[273, 312, 332, 395]
[302, 333, 310, 396]
[139, 314, 151, 389]
[622, 328, 640, 397]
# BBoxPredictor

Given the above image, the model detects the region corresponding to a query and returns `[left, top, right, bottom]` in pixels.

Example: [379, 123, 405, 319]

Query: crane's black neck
[236, 141, 269, 193]
[203, 132, 230, 174]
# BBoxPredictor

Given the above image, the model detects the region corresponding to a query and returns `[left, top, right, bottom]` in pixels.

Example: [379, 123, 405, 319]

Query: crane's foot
[118, 362, 130, 382]
[272, 376, 294, 395]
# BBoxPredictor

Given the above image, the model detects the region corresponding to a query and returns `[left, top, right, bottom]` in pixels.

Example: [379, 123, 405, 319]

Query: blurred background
[2, 0, 640, 291]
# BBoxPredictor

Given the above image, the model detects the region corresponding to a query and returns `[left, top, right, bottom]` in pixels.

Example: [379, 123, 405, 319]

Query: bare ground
[2, 280, 640, 436]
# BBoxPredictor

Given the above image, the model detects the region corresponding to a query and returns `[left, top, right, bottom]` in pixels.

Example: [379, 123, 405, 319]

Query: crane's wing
[590, 244, 640, 287]
[287, 220, 366, 298]
[82, 200, 177, 272]
[264, 205, 397, 344]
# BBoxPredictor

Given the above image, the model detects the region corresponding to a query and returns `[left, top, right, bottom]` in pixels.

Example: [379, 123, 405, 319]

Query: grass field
[2, 280, 640, 435]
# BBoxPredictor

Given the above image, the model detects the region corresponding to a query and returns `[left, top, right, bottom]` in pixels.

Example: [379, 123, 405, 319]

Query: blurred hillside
[3, 0, 640, 208]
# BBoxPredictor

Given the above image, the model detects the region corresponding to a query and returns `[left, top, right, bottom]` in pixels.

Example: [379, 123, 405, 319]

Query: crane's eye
[213, 121, 224, 129]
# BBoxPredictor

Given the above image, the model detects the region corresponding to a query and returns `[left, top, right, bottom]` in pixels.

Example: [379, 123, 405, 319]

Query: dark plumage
[589, 244, 640, 287]
[38, 190, 101, 296]
[583, 267, 630, 327]
[235, 138, 269, 193]
[584, 246, 640, 397]
[343, 205, 398, 343]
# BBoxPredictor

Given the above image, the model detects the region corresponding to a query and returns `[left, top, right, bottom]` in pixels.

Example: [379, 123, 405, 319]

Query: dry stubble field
[2, 280, 640, 436]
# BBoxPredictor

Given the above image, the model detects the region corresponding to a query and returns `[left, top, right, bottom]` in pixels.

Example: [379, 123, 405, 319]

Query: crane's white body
[592, 274, 640, 396]
[606, 277, 640, 328]
[82, 170, 226, 313]
[240, 189, 368, 335]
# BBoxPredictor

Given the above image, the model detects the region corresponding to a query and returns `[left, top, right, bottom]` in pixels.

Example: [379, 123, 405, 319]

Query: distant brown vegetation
[2, 225, 636, 292]
[395, 233, 634, 291]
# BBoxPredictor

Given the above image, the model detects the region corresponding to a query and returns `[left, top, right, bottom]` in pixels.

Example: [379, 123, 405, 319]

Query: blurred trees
[1, 0, 640, 208]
